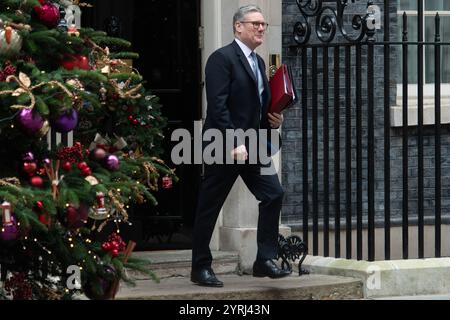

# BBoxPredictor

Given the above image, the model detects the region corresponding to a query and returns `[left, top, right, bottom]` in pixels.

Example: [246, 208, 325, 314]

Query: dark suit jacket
[203, 40, 280, 162]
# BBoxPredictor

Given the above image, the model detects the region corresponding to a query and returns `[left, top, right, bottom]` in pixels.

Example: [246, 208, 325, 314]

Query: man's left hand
[268, 113, 284, 129]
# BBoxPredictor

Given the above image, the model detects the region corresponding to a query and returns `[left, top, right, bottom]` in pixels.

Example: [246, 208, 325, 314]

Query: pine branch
[109, 52, 140, 60]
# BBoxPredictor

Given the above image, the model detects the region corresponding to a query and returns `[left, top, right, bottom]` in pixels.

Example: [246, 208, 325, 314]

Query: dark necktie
[250, 52, 263, 108]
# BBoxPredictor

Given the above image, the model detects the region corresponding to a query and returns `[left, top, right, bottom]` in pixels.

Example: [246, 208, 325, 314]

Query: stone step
[126, 250, 239, 280]
[116, 273, 363, 300]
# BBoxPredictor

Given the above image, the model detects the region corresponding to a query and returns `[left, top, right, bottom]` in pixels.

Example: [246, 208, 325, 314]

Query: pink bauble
[16, 109, 45, 135]
[34, 1, 60, 28]
[105, 155, 120, 171]
[51, 109, 78, 133]
[0, 214, 18, 241]
[92, 148, 107, 161]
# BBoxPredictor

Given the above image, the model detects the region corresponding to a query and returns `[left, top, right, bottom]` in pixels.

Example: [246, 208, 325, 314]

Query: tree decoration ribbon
[109, 78, 142, 100]
[60, 0, 93, 8]
[0, 177, 21, 188]
[142, 162, 159, 191]
[0, 73, 74, 110]
[88, 133, 127, 153]
[87, 39, 136, 75]
[0, 20, 32, 32]
[107, 189, 128, 221]
[43, 160, 63, 201]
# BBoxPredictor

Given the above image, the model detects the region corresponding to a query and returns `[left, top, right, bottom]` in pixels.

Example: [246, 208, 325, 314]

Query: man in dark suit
[190, 5, 290, 287]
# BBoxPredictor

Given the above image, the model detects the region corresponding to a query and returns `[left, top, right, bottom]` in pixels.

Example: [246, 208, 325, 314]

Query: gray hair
[233, 5, 262, 33]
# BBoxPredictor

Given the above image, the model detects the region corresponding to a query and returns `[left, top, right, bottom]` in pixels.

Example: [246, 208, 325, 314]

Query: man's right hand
[231, 145, 248, 161]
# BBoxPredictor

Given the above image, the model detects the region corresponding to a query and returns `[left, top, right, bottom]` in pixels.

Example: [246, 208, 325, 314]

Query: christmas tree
[0, 0, 177, 300]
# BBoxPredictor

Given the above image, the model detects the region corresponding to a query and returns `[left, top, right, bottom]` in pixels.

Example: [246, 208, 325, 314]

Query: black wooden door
[82, 0, 202, 249]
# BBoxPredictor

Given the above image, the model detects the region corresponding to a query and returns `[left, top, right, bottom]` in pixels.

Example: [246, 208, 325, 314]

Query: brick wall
[281, 0, 450, 229]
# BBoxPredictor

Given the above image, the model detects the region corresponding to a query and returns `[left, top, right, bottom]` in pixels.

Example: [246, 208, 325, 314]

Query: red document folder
[269, 64, 296, 114]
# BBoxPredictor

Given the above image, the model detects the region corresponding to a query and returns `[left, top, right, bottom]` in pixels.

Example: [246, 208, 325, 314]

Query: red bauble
[162, 176, 173, 189]
[61, 54, 90, 71]
[62, 161, 72, 171]
[34, 1, 60, 28]
[77, 162, 88, 170]
[81, 167, 92, 177]
[36, 201, 44, 210]
[39, 214, 51, 226]
[30, 176, 44, 188]
[23, 162, 37, 175]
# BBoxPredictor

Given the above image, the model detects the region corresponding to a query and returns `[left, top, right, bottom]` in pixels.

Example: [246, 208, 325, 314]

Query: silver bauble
[0, 27, 22, 57]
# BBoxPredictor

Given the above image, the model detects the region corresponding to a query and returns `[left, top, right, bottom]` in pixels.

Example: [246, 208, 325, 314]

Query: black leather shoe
[253, 260, 291, 279]
[191, 268, 224, 287]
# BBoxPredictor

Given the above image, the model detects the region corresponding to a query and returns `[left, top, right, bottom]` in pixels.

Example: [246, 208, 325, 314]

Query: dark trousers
[191, 163, 284, 270]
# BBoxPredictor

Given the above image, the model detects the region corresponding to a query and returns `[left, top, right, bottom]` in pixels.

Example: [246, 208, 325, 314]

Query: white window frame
[391, 5, 450, 127]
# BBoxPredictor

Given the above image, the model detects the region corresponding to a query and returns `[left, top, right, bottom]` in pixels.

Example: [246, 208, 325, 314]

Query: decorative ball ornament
[36, 201, 44, 210]
[162, 175, 173, 190]
[34, 1, 60, 28]
[30, 176, 44, 188]
[62, 161, 72, 171]
[35, 201, 51, 226]
[23, 162, 37, 175]
[77, 161, 92, 176]
[61, 54, 90, 71]
[16, 109, 45, 135]
[77, 162, 88, 170]
[0, 26, 22, 57]
[50, 109, 78, 133]
[91, 148, 107, 161]
[38, 213, 51, 226]
[23, 152, 35, 162]
[81, 167, 92, 177]
[105, 155, 120, 171]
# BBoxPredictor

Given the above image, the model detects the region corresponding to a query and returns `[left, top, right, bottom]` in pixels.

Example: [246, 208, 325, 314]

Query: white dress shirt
[235, 38, 265, 101]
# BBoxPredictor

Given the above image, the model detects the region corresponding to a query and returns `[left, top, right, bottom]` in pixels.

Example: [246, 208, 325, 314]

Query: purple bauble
[105, 155, 120, 171]
[0, 215, 18, 242]
[51, 109, 78, 133]
[34, 1, 60, 28]
[23, 152, 35, 162]
[16, 109, 45, 135]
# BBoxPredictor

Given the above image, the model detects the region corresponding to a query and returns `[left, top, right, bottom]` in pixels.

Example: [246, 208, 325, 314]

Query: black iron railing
[289, 0, 449, 261]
